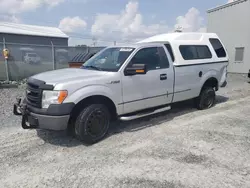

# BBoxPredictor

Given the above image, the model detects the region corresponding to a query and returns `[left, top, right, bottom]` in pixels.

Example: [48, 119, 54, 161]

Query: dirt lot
[0, 74, 250, 188]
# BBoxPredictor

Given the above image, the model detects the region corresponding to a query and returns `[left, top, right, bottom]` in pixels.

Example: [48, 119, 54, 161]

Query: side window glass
[157, 47, 169, 68]
[179, 46, 198, 60]
[130, 47, 161, 71]
[209, 38, 226, 58]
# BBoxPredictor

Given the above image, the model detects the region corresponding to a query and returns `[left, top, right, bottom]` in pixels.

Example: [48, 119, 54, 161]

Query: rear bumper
[13, 98, 73, 131]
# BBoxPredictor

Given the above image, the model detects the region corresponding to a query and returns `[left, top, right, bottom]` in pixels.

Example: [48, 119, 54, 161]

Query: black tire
[74, 104, 110, 145]
[195, 87, 216, 110]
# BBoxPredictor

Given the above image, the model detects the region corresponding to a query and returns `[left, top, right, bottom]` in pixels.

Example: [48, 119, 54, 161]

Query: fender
[199, 69, 219, 92]
[63, 85, 123, 114]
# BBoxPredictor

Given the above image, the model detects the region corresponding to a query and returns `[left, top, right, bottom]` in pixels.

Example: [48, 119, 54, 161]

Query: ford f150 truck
[13, 32, 228, 144]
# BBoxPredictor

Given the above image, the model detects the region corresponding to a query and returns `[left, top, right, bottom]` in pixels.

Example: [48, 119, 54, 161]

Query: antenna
[175, 25, 183, 33]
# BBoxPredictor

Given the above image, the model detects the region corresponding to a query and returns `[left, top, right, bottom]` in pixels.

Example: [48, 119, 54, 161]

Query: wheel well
[202, 77, 218, 91]
[69, 95, 117, 126]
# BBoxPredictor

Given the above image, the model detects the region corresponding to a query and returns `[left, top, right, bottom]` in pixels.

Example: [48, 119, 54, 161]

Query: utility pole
[3, 37, 9, 81]
[92, 37, 97, 47]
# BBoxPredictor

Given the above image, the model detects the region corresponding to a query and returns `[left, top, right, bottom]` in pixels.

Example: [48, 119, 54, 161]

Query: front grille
[26, 82, 42, 108]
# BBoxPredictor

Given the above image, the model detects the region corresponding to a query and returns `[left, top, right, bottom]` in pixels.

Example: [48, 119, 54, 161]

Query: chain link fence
[0, 41, 105, 81]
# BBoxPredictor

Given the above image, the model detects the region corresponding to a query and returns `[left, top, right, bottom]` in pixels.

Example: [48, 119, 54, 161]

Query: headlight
[42, 90, 68, 108]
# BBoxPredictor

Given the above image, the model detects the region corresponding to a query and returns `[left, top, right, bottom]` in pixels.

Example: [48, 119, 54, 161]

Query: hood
[31, 68, 108, 85]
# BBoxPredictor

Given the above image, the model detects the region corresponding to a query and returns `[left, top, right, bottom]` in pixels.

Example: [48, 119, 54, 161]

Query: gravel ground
[0, 74, 250, 188]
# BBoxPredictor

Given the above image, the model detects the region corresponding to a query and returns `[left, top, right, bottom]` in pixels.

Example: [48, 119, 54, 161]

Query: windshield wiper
[82, 65, 102, 71]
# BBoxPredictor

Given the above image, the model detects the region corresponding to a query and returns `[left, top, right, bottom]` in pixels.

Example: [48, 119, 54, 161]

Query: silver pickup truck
[14, 32, 228, 144]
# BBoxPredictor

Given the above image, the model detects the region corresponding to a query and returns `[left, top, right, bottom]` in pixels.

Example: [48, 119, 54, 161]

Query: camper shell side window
[179, 45, 212, 60]
[209, 38, 226, 58]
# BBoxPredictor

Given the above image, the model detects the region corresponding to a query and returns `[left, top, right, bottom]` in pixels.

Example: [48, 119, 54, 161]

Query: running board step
[119, 106, 171, 121]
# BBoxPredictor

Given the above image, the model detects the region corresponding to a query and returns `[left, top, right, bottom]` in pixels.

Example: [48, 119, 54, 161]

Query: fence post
[51, 41, 56, 70]
[3, 37, 10, 81]
[87, 46, 89, 54]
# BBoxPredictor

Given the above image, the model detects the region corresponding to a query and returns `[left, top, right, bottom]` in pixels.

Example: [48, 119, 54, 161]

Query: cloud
[59, 16, 87, 32]
[174, 7, 205, 32]
[0, 0, 65, 14]
[0, 15, 21, 23]
[0, 0, 65, 23]
[44, 0, 65, 7]
[91, 1, 168, 42]
[91, 1, 206, 43]
[198, 27, 207, 32]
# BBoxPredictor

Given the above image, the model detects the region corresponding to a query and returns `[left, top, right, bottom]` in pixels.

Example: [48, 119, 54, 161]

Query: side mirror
[124, 64, 147, 76]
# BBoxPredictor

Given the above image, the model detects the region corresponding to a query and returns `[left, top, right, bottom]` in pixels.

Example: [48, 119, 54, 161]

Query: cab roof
[104, 43, 161, 49]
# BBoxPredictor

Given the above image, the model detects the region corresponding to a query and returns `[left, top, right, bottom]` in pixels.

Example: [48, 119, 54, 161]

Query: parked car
[24, 53, 41, 64]
[14, 32, 228, 144]
[57, 55, 68, 64]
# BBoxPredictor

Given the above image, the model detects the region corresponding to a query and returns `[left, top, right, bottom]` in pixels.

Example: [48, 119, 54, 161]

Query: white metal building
[207, 0, 250, 73]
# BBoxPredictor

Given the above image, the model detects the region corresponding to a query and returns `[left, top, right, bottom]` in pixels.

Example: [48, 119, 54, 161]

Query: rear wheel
[195, 87, 216, 110]
[74, 104, 110, 145]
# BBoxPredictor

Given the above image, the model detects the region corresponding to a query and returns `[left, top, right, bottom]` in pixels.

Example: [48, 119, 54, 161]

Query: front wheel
[74, 104, 110, 145]
[195, 87, 216, 110]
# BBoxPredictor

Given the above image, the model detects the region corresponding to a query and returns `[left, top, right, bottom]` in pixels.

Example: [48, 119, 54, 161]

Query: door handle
[160, 74, 167, 80]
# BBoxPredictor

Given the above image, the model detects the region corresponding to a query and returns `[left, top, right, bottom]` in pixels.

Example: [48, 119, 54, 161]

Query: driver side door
[121, 46, 173, 114]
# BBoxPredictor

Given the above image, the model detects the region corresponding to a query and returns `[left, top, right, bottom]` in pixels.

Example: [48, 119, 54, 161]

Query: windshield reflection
[81, 47, 135, 72]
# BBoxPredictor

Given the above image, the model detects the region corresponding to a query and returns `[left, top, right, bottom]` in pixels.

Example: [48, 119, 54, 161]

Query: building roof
[0, 22, 68, 38]
[70, 51, 97, 63]
[207, 0, 248, 13]
[137, 32, 218, 44]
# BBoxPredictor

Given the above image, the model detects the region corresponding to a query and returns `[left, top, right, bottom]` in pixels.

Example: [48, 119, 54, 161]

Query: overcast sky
[0, 0, 232, 45]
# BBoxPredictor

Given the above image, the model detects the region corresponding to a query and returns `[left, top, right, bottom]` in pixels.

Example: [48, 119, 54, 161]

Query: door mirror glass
[124, 64, 147, 76]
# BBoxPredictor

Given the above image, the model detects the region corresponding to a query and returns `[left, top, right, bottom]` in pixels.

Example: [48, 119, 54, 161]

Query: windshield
[81, 47, 135, 72]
